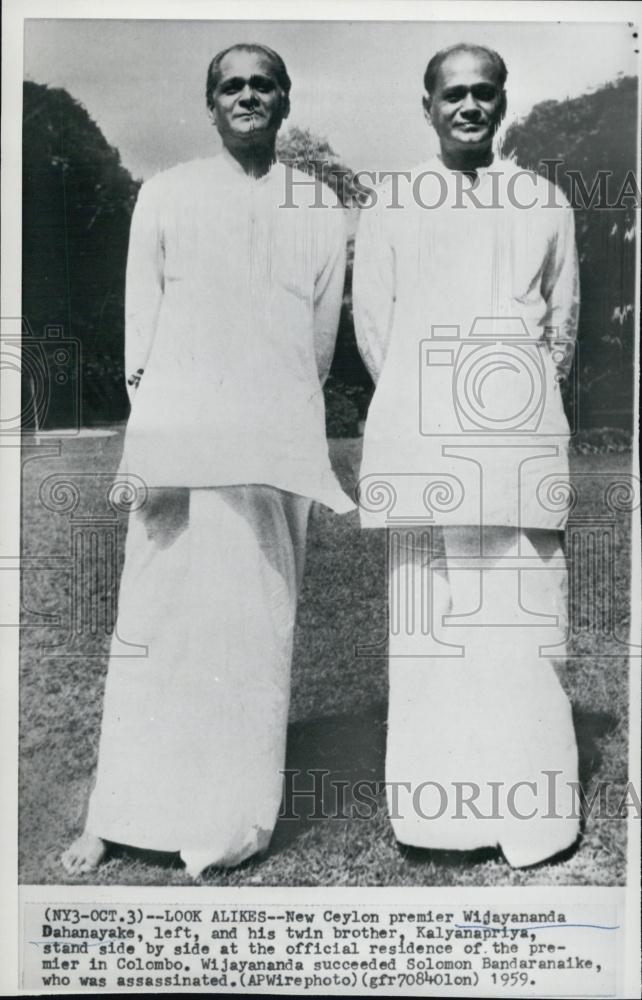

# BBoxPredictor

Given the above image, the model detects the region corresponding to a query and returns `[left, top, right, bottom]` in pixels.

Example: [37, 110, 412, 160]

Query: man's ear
[422, 92, 432, 125]
[281, 93, 291, 122]
[497, 89, 507, 126]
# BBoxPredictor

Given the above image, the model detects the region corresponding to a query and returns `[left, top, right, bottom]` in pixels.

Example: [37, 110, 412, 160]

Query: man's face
[424, 51, 505, 155]
[210, 50, 288, 150]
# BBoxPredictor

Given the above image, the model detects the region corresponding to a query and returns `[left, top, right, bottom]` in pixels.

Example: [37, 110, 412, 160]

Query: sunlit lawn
[19, 430, 632, 886]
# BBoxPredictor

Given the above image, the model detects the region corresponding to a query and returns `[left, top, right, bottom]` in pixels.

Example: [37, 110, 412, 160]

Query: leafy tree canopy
[277, 125, 361, 207]
[23, 81, 139, 426]
[503, 76, 637, 429]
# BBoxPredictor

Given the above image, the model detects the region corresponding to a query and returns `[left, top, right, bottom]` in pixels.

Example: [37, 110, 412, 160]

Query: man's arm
[124, 180, 164, 403]
[313, 212, 348, 386]
[542, 199, 580, 381]
[352, 201, 395, 383]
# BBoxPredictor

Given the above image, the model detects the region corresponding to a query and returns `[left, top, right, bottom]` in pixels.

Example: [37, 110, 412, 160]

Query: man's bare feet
[61, 832, 107, 875]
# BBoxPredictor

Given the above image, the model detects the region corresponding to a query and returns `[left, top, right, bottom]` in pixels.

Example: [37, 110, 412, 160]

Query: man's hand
[127, 368, 144, 390]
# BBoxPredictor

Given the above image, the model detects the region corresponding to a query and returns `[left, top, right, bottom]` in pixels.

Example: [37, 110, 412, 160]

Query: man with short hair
[63, 44, 352, 879]
[354, 44, 580, 867]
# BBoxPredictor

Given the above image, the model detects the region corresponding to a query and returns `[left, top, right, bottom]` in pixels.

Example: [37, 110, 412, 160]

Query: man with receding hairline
[354, 44, 580, 867]
[62, 43, 352, 879]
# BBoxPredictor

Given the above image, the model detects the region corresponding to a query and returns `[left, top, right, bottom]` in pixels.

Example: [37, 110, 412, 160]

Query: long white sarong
[386, 526, 580, 867]
[86, 485, 310, 874]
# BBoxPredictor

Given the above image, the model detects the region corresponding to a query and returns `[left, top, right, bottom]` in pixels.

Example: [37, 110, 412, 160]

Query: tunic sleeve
[541, 198, 579, 381]
[352, 199, 396, 384]
[313, 210, 348, 386]
[124, 181, 165, 404]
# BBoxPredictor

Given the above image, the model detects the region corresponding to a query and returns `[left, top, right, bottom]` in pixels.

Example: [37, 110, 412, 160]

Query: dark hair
[205, 43, 292, 111]
[423, 43, 508, 94]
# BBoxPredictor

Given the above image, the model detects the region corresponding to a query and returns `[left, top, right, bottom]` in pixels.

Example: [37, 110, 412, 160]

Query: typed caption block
[21, 900, 619, 995]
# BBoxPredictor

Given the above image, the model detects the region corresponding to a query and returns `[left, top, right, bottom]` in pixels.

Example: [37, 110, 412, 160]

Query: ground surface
[19, 431, 633, 886]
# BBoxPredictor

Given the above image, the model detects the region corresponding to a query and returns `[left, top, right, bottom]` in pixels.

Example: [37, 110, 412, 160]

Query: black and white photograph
[1, 1, 640, 995]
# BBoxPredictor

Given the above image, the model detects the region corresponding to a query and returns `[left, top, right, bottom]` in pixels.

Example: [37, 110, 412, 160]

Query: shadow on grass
[398, 706, 620, 873]
[269, 703, 387, 856]
[37, 702, 621, 883]
[107, 842, 183, 872]
[397, 843, 502, 868]
[94, 704, 388, 877]
[268, 701, 620, 863]
[573, 705, 620, 787]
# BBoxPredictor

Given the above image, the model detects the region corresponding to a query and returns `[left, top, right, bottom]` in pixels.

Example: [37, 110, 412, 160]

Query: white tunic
[119, 151, 354, 514]
[354, 157, 579, 530]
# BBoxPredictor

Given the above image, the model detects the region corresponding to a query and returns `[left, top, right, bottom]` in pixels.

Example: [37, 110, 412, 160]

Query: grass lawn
[19, 431, 632, 886]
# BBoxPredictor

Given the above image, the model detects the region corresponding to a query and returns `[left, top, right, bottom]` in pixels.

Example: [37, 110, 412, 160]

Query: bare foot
[61, 832, 107, 875]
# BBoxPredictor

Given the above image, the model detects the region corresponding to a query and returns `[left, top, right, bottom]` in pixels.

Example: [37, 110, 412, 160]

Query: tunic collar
[428, 153, 514, 186]
[219, 146, 281, 186]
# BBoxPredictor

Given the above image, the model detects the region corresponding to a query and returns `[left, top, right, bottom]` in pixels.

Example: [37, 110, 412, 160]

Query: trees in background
[276, 126, 372, 435]
[22, 81, 138, 427]
[278, 80, 640, 435]
[277, 125, 361, 208]
[22, 77, 638, 434]
[503, 75, 637, 430]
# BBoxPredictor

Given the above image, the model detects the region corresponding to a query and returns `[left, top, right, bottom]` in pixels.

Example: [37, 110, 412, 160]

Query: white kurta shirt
[354, 156, 580, 530]
[119, 151, 354, 513]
